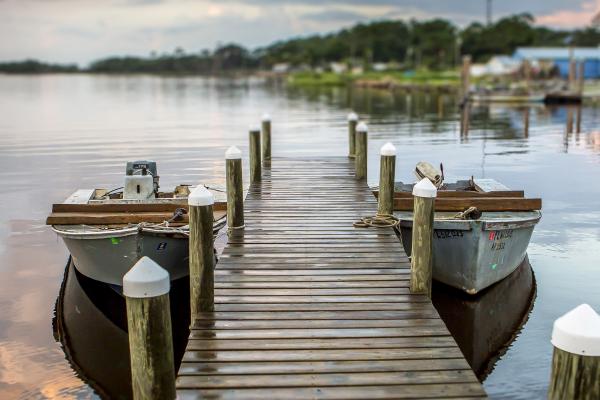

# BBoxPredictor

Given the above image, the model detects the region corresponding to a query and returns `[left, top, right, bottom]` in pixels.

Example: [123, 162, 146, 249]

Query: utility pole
[487, 0, 493, 25]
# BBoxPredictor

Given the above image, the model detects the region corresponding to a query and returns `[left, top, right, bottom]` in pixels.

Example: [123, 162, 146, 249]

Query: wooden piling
[261, 113, 271, 164]
[188, 185, 215, 317]
[249, 126, 261, 183]
[355, 121, 368, 180]
[569, 48, 576, 91]
[377, 143, 396, 216]
[461, 55, 471, 99]
[578, 61, 585, 95]
[347, 112, 358, 157]
[523, 59, 531, 93]
[549, 304, 600, 400]
[410, 178, 437, 298]
[225, 146, 244, 229]
[123, 257, 175, 400]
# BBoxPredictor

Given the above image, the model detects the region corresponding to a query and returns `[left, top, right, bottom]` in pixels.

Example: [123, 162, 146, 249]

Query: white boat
[385, 172, 541, 294]
[48, 161, 226, 286]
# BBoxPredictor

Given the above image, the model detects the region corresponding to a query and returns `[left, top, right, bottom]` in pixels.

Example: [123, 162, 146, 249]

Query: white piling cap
[249, 124, 260, 132]
[412, 178, 438, 198]
[261, 113, 271, 122]
[347, 112, 358, 121]
[225, 145, 242, 160]
[123, 256, 170, 298]
[380, 142, 396, 156]
[551, 304, 600, 356]
[188, 185, 214, 206]
[356, 121, 368, 132]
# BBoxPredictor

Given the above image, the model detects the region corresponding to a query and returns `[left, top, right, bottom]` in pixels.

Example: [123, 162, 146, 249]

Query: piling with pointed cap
[249, 125, 261, 183]
[225, 146, 244, 229]
[377, 142, 396, 216]
[548, 304, 600, 400]
[347, 112, 358, 157]
[188, 185, 215, 317]
[261, 113, 272, 165]
[355, 121, 368, 180]
[410, 178, 437, 297]
[123, 257, 175, 400]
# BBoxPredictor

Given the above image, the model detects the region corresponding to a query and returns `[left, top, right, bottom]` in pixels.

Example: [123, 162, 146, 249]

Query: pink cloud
[536, 0, 600, 28]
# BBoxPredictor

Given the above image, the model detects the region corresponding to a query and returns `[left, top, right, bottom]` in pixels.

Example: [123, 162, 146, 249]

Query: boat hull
[397, 211, 540, 294]
[56, 228, 189, 286]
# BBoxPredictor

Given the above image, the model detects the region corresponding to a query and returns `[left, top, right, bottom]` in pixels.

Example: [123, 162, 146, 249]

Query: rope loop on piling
[353, 214, 400, 228]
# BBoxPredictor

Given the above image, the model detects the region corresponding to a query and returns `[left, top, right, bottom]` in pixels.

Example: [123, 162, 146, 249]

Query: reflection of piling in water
[523, 108, 530, 138]
[432, 258, 536, 380]
[576, 106, 582, 136]
[460, 103, 471, 137]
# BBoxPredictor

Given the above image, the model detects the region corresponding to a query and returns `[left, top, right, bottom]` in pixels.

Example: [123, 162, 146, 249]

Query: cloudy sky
[0, 0, 597, 65]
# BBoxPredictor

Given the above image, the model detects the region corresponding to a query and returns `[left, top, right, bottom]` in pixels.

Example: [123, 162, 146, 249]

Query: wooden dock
[176, 157, 486, 399]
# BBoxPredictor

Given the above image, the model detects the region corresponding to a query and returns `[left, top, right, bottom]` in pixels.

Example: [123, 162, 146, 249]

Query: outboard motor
[123, 161, 159, 200]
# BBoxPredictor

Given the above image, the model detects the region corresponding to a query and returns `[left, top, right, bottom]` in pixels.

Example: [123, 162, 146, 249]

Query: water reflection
[432, 259, 536, 381]
[53, 260, 190, 399]
[1, 75, 599, 398]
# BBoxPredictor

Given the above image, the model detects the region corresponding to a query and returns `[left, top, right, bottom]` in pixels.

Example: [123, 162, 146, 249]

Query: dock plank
[176, 157, 486, 399]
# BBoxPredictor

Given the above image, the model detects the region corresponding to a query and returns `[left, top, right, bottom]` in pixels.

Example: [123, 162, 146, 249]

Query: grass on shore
[287, 69, 460, 87]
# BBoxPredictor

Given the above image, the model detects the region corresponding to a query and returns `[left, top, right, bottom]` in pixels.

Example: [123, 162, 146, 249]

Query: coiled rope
[353, 214, 400, 228]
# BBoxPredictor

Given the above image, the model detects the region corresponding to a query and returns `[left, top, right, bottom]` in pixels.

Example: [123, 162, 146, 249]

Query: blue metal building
[513, 47, 600, 79]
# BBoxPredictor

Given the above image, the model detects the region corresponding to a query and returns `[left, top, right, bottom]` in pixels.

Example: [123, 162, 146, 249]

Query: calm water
[0, 74, 599, 399]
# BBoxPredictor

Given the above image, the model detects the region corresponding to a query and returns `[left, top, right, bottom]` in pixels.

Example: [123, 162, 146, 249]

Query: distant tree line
[1, 13, 599, 74]
[0, 59, 78, 73]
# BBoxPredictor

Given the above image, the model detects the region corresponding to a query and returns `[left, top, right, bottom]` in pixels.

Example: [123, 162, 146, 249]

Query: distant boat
[389, 176, 541, 294]
[47, 161, 226, 286]
[470, 92, 545, 104]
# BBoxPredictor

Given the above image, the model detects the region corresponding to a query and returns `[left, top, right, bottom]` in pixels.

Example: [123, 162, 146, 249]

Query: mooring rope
[353, 214, 400, 228]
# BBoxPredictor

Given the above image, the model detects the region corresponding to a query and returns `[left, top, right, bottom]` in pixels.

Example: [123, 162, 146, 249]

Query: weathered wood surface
[355, 131, 367, 180]
[226, 158, 244, 229]
[261, 119, 272, 163]
[51, 202, 227, 213]
[249, 128, 261, 183]
[46, 209, 226, 225]
[548, 347, 600, 400]
[393, 197, 541, 212]
[189, 204, 215, 316]
[374, 190, 525, 198]
[176, 157, 486, 399]
[377, 154, 395, 215]
[126, 294, 176, 400]
[410, 195, 435, 297]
